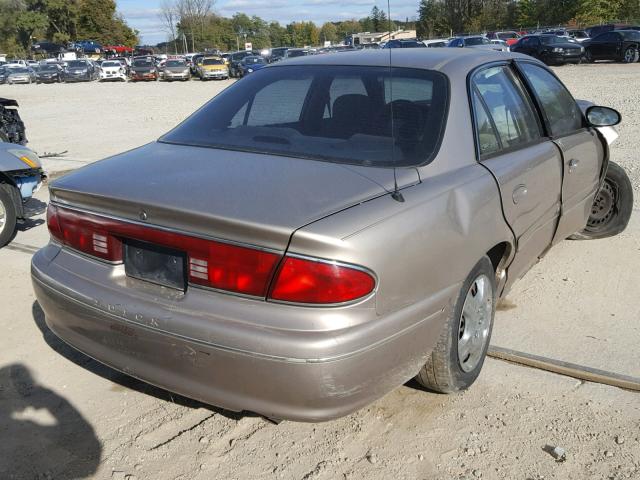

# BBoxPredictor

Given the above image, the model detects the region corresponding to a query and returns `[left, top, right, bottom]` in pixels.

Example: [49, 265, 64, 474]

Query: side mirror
[586, 106, 621, 127]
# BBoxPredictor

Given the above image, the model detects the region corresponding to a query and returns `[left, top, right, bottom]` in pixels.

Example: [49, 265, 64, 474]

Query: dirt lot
[1, 64, 639, 480]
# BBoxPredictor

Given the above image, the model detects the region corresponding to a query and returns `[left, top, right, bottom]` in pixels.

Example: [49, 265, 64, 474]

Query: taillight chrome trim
[266, 252, 378, 308]
[48, 201, 282, 254]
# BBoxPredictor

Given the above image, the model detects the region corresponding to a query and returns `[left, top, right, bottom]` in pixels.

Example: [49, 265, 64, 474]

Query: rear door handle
[512, 185, 528, 204]
[569, 159, 580, 173]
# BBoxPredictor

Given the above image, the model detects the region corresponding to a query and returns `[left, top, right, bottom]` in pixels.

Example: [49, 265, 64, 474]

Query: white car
[423, 39, 449, 48]
[99, 60, 127, 82]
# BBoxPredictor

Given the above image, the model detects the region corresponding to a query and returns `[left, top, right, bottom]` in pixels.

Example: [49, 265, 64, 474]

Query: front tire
[0, 186, 18, 248]
[416, 256, 496, 393]
[584, 49, 594, 63]
[569, 161, 633, 240]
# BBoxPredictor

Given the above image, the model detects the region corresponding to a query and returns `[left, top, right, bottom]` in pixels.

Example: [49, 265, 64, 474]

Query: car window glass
[325, 76, 367, 118]
[519, 63, 583, 137]
[472, 66, 541, 150]
[472, 91, 500, 157]
[247, 77, 312, 126]
[384, 77, 432, 102]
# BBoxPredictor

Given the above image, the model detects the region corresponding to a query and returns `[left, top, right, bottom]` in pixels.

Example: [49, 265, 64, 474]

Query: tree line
[416, 0, 640, 39]
[0, 0, 138, 57]
[158, 1, 412, 53]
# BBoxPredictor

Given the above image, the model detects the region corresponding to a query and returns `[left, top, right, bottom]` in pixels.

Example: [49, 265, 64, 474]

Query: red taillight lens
[47, 204, 123, 261]
[46, 205, 280, 297]
[269, 257, 375, 304]
[187, 243, 279, 297]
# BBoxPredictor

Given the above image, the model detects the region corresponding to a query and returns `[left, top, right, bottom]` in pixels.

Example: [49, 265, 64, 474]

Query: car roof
[277, 48, 528, 74]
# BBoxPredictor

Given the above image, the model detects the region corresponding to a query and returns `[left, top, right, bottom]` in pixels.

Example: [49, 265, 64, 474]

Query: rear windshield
[161, 65, 449, 167]
[68, 61, 88, 67]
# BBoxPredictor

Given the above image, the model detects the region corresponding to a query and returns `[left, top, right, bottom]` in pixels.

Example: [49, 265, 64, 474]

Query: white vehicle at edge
[99, 60, 127, 82]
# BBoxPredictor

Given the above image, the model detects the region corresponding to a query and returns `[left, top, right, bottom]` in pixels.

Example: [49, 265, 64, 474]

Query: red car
[488, 31, 521, 46]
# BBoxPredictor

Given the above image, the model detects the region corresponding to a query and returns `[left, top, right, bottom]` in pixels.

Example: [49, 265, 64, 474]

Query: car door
[470, 64, 563, 285]
[516, 61, 604, 243]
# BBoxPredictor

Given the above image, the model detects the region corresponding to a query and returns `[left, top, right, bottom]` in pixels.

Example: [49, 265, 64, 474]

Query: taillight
[46, 204, 280, 297]
[269, 256, 375, 304]
[47, 204, 122, 261]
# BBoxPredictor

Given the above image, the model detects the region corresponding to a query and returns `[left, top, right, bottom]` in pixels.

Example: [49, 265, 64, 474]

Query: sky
[117, 0, 419, 45]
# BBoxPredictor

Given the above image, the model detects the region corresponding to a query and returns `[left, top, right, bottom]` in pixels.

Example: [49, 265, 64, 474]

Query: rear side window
[472, 66, 541, 152]
[518, 63, 583, 137]
[472, 92, 500, 157]
[161, 65, 449, 167]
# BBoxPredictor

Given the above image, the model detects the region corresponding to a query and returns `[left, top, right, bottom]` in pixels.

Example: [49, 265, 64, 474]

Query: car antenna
[387, 0, 404, 203]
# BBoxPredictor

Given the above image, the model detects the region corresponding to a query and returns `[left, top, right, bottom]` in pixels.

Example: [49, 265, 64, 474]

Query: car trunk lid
[49, 141, 419, 251]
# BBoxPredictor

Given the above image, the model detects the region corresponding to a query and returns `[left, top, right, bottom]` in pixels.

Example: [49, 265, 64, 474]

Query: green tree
[16, 10, 48, 50]
[576, 0, 623, 25]
[319, 22, 338, 44]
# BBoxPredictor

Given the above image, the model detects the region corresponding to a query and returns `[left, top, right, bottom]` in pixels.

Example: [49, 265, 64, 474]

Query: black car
[31, 41, 65, 55]
[0, 67, 7, 85]
[63, 59, 98, 82]
[511, 35, 584, 65]
[35, 64, 62, 83]
[383, 39, 426, 48]
[583, 30, 640, 63]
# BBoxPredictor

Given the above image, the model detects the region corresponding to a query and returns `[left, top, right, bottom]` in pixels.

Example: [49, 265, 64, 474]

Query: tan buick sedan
[32, 49, 632, 422]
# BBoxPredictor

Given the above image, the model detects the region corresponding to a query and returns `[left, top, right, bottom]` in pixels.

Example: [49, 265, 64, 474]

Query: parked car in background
[0, 66, 8, 84]
[31, 49, 632, 422]
[448, 36, 508, 51]
[228, 51, 255, 77]
[0, 97, 27, 144]
[35, 63, 62, 83]
[197, 56, 228, 80]
[423, 39, 449, 48]
[567, 29, 590, 42]
[582, 30, 640, 63]
[510, 34, 584, 65]
[0, 142, 46, 248]
[487, 31, 521, 46]
[490, 39, 510, 50]
[585, 24, 640, 38]
[5, 67, 37, 84]
[129, 57, 158, 81]
[284, 48, 312, 59]
[383, 39, 426, 48]
[162, 58, 191, 81]
[31, 41, 65, 56]
[191, 53, 205, 75]
[269, 47, 289, 62]
[63, 59, 98, 82]
[238, 55, 266, 77]
[99, 60, 127, 82]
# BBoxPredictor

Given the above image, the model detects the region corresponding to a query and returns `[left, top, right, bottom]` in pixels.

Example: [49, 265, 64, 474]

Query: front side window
[518, 63, 583, 137]
[161, 65, 449, 167]
[472, 66, 541, 151]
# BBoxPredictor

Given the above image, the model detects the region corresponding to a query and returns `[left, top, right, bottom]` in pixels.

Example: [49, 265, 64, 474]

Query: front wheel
[0, 186, 18, 248]
[570, 161, 633, 240]
[584, 49, 594, 63]
[415, 256, 496, 393]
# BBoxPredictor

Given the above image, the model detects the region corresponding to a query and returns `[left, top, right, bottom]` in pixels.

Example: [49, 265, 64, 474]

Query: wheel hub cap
[588, 180, 616, 227]
[0, 200, 6, 233]
[457, 274, 493, 373]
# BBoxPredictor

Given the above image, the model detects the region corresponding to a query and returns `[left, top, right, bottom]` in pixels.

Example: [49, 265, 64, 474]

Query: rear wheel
[0, 186, 17, 248]
[416, 256, 496, 393]
[570, 161, 633, 240]
[623, 46, 638, 63]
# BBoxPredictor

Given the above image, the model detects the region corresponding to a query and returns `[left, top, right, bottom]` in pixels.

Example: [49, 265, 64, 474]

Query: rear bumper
[31, 245, 450, 421]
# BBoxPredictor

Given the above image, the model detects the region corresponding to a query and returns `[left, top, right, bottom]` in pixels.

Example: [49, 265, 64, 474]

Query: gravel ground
[1, 64, 639, 480]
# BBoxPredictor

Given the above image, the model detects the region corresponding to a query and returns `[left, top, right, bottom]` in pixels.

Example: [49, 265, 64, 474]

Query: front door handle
[569, 159, 580, 173]
[513, 184, 528, 204]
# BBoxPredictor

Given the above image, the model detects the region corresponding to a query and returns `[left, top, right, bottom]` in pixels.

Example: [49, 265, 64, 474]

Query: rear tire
[623, 46, 638, 63]
[0, 185, 18, 248]
[569, 161, 633, 240]
[584, 49, 594, 63]
[415, 256, 496, 393]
